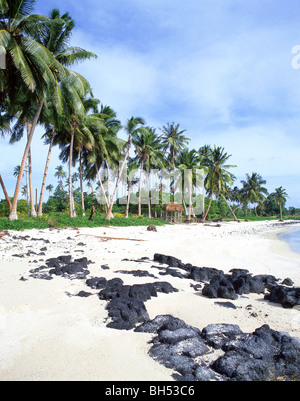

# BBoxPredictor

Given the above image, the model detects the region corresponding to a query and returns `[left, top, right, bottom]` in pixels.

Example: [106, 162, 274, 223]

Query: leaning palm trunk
[69, 128, 76, 218]
[95, 165, 109, 209]
[187, 184, 192, 221]
[28, 146, 37, 217]
[125, 180, 132, 218]
[204, 193, 214, 221]
[106, 136, 132, 221]
[220, 201, 243, 220]
[0, 174, 11, 211]
[27, 123, 37, 217]
[138, 159, 144, 216]
[9, 101, 44, 221]
[38, 128, 55, 216]
[222, 195, 237, 221]
[146, 166, 151, 219]
[79, 152, 85, 216]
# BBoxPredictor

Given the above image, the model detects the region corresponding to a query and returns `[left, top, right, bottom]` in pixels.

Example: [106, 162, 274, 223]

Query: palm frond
[57, 46, 97, 67]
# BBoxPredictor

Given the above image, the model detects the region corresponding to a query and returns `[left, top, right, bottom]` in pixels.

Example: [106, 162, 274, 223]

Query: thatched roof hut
[163, 202, 184, 212]
[163, 202, 184, 223]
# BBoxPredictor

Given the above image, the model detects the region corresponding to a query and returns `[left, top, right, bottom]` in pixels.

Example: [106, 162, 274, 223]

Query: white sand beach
[0, 220, 299, 381]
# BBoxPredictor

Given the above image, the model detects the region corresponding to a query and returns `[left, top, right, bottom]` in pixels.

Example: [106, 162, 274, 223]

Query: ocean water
[279, 227, 300, 254]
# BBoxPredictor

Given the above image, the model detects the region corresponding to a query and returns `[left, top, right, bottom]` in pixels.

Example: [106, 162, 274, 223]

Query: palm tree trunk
[125, 180, 132, 218]
[91, 182, 94, 199]
[38, 128, 54, 217]
[138, 159, 144, 216]
[9, 101, 44, 221]
[106, 136, 131, 221]
[69, 128, 75, 218]
[27, 123, 37, 218]
[25, 158, 29, 216]
[187, 183, 192, 222]
[146, 166, 151, 218]
[222, 195, 237, 221]
[220, 201, 243, 220]
[280, 202, 283, 221]
[95, 165, 109, 209]
[79, 152, 85, 216]
[204, 193, 213, 221]
[0, 174, 11, 212]
[106, 162, 111, 206]
[28, 146, 36, 217]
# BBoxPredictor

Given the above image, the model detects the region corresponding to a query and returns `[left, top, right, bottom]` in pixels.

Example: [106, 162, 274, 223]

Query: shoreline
[0, 220, 299, 381]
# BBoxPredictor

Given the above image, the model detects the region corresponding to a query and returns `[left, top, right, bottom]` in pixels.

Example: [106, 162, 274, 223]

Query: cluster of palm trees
[0, 1, 289, 223]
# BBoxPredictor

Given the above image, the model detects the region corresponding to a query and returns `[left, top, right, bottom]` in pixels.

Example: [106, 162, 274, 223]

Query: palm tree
[86, 181, 94, 198]
[177, 149, 201, 221]
[21, 185, 28, 199]
[2, 4, 96, 221]
[98, 104, 122, 208]
[221, 173, 268, 220]
[132, 126, 165, 217]
[203, 146, 236, 221]
[272, 186, 288, 221]
[46, 184, 54, 195]
[125, 157, 139, 218]
[37, 119, 55, 216]
[0, 174, 11, 211]
[241, 172, 268, 216]
[0, 1, 66, 220]
[54, 165, 66, 190]
[34, 8, 97, 217]
[160, 122, 190, 169]
[31, 8, 96, 68]
[57, 95, 111, 217]
[106, 116, 145, 220]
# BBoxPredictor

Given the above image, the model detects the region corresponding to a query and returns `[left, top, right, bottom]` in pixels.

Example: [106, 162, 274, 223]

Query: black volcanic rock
[265, 285, 300, 308]
[144, 315, 300, 382]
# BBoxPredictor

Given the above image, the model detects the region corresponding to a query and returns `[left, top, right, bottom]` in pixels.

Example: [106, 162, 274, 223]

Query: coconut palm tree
[54, 165, 66, 190]
[31, 8, 96, 68]
[220, 173, 268, 220]
[2, 3, 96, 220]
[132, 126, 165, 217]
[56, 95, 100, 217]
[97, 104, 122, 207]
[0, 174, 11, 211]
[160, 122, 190, 169]
[124, 157, 139, 218]
[177, 149, 202, 221]
[272, 186, 288, 221]
[0, 1, 66, 220]
[34, 9, 96, 217]
[203, 146, 236, 221]
[46, 184, 54, 195]
[241, 172, 268, 216]
[106, 116, 145, 220]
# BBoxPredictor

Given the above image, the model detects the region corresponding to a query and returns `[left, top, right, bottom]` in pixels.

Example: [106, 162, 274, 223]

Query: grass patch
[0, 213, 169, 231]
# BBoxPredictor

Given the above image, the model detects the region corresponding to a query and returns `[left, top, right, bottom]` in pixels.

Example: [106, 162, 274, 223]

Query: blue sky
[1, 0, 300, 207]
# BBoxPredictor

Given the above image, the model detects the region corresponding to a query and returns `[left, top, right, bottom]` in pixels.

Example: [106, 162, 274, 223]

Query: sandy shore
[0, 220, 299, 381]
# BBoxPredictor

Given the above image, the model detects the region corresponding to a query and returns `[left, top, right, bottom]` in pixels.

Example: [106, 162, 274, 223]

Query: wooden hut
[163, 202, 184, 223]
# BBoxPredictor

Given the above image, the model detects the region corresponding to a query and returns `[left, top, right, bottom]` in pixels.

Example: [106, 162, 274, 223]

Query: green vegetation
[0, 212, 168, 231]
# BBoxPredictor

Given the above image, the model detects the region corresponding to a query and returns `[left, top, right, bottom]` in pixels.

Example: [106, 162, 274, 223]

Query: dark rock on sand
[143, 315, 300, 381]
[28, 255, 91, 280]
[265, 285, 300, 308]
[106, 297, 150, 331]
[202, 275, 238, 300]
[151, 254, 299, 309]
[98, 281, 178, 331]
[86, 277, 107, 289]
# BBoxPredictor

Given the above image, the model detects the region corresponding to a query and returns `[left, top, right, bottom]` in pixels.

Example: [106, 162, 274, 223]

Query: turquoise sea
[279, 227, 300, 254]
